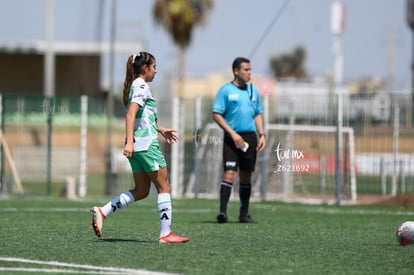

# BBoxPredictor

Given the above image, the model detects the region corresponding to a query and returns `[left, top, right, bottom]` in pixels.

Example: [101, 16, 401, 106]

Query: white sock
[101, 191, 135, 217]
[158, 193, 172, 237]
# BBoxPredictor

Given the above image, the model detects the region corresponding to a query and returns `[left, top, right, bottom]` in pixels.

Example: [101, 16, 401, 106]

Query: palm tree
[153, 0, 213, 197]
[270, 46, 307, 79]
[153, 0, 213, 96]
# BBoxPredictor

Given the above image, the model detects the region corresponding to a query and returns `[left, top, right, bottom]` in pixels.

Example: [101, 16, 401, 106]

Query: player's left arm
[253, 87, 266, 152]
[254, 114, 266, 152]
[254, 106, 266, 152]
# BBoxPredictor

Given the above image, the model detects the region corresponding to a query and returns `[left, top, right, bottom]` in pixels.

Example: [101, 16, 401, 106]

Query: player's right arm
[124, 102, 139, 157]
[212, 112, 244, 149]
[212, 87, 245, 148]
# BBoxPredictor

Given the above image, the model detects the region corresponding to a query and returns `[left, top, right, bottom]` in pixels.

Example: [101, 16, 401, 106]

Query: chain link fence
[0, 84, 413, 202]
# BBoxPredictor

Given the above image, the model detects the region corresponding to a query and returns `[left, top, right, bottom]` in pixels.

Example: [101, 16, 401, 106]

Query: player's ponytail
[123, 55, 135, 106]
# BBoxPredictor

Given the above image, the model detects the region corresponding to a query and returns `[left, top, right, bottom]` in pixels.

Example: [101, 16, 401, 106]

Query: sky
[0, 0, 411, 90]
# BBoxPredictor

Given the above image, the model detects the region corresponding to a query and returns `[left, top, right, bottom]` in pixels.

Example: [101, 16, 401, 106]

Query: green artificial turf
[0, 197, 413, 274]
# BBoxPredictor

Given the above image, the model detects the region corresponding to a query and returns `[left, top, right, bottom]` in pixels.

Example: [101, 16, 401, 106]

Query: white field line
[0, 208, 89, 212]
[308, 208, 414, 216]
[255, 204, 414, 216]
[0, 257, 179, 275]
[1, 206, 412, 216]
[0, 207, 214, 213]
[0, 267, 112, 274]
[1, 204, 413, 216]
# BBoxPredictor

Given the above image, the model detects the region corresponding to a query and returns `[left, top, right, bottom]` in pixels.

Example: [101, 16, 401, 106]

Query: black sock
[239, 183, 251, 217]
[219, 181, 232, 214]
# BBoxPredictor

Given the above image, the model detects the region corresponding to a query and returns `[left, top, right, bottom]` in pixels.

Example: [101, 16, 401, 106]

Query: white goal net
[185, 123, 356, 203]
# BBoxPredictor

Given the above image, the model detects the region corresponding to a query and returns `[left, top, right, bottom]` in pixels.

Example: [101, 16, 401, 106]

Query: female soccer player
[91, 51, 189, 243]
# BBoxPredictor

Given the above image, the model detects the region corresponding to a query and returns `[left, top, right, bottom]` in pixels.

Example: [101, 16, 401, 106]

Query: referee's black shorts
[223, 132, 258, 172]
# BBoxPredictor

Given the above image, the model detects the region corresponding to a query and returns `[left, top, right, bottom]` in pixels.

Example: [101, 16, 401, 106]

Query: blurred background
[0, 0, 413, 204]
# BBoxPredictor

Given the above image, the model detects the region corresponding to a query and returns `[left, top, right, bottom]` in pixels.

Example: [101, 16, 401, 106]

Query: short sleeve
[254, 88, 264, 115]
[212, 87, 226, 114]
[130, 81, 149, 107]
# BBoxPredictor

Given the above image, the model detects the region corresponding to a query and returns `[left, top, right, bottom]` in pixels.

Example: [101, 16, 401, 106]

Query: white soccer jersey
[128, 77, 158, 152]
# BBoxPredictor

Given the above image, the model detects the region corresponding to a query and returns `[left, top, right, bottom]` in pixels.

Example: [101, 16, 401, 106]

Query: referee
[212, 57, 266, 223]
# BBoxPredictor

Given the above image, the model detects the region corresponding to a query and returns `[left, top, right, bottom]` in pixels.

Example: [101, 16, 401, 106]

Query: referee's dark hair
[232, 57, 250, 71]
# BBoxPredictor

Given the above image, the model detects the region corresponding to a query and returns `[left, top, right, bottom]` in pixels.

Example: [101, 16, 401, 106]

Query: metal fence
[0, 94, 112, 196]
[177, 86, 414, 203]
[0, 88, 413, 202]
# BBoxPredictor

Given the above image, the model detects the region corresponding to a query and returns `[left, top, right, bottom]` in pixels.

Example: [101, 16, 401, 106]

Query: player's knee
[223, 170, 236, 183]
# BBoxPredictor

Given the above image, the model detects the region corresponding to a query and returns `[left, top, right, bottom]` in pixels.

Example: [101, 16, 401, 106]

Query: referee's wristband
[258, 133, 265, 138]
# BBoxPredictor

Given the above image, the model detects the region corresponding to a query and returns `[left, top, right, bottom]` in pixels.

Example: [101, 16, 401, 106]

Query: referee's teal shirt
[212, 82, 263, 133]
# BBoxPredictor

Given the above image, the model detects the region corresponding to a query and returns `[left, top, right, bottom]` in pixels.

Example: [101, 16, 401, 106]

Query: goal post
[266, 124, 356, 202]
[185, 123, 356, 203]
[185, 123, 223, 199]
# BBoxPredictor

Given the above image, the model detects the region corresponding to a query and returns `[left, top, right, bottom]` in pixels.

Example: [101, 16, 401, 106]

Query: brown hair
[122, 51, 155, 106]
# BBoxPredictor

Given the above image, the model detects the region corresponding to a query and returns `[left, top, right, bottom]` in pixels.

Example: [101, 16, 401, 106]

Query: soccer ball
[396, 221, 414, 246]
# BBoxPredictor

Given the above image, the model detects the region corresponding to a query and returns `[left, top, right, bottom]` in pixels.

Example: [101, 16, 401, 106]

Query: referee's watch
[258, 133, 265, 138]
